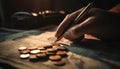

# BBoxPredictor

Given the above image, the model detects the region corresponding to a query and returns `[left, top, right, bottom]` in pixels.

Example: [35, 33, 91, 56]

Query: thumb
[64, 16, 95, 40]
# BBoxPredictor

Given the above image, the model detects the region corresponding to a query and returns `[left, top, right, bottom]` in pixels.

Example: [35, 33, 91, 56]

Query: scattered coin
[29, 54, 38, 61]
[40, 50, 47, 53]
[36, 53, 46, 58]
[18, 46, 27, 51]
[47, 48, 57, 52]
[46, 52, 56, 55]
[30, 50, 40, 54]
[49, 55, 61, 61]
[52, 59, 65, 66]
[28, 46, 37, 50]
[20, 49, 30, 54]
[18, 43, 69, 66]
[20, 54, 30, 59]
[56, 51, 67, 56]
[29, 54, 37, 59]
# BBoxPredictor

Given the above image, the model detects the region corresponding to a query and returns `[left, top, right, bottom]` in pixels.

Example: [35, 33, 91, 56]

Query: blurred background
[0, 0, 120, 29]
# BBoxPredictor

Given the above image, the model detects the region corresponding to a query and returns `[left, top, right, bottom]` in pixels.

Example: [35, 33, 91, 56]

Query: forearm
[109, 3, 120, 14]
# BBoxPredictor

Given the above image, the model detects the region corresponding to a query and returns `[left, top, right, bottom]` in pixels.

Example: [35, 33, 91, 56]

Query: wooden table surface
[0, 26, 120, 69]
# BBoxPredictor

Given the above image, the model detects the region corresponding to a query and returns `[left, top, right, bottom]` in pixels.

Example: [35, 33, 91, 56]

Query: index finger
[55, 8, 83, 38]
[55, 14, 71, 38]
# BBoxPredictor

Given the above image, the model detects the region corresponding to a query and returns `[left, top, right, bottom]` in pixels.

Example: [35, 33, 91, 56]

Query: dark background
[0, 0, 120, 29]
[0, 1, 120, 69]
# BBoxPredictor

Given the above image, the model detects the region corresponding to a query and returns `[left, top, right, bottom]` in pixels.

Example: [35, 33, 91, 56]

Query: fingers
[55, 14, 72, 38]
[63, 16, 95, 40]
[60, 8, 102, 41]
[55, 8, 105, 40]
[55, 8, 84, 38]
[61, 8, 120, 41]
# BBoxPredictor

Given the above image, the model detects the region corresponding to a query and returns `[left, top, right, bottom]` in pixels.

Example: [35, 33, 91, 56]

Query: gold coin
[47, 48, 57, 52]
[28, 46, 37, 50]
[20, 49, 30, 54]
[36, 53, 46, 58]
[53, 59, 65, 66]
[56, 51, 67, 56]
[49, 55, 61, 61]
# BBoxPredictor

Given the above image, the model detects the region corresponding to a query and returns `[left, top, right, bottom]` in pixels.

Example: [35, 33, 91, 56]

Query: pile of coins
[18, 43, 68, 66]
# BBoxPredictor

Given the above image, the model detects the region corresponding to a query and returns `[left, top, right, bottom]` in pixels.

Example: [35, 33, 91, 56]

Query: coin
[20, 49, 30, 54]
[47, 48, 57, 52]
[53, 59, 65, 66]
[46, 52, 56, 56]
[28, 46, 37, 50]
[36, 53, 46, 58]
[30, 49, 40, 54]
[40, 50, 47, 53]
[56, 51, 67, 56]
[29, 54, 38, 61]
[18, 46, 27, 51]
[29, 54, 37, 59]
[49, 55, 61, 61]
[20, 54, 30, 59]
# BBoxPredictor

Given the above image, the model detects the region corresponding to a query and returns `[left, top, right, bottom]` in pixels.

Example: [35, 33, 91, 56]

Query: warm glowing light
[42, 11, 45, 14]
[32, 13, 38, 16]
[39, 12, 42, 14]
[45, 10, 52, 14]
[59, 10, 65, 14]
[45, 10, 49, 13]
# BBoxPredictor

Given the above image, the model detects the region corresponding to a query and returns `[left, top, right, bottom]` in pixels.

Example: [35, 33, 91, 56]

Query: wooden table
[0, 26, 120, 69]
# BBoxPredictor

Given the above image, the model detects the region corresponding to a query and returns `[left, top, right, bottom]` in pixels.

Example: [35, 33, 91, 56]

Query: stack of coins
[18, 43, 68, 66]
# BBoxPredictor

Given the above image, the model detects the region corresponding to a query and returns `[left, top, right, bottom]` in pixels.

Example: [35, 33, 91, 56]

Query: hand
[55, 7, 120, 41]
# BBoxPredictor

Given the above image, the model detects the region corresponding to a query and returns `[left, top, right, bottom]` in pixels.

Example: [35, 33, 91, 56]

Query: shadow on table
[0, 62, 17, 69]
[64, 38, 120, 69]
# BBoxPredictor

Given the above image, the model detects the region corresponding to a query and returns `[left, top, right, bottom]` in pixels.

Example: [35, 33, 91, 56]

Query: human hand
[55, 8, 120, 41]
